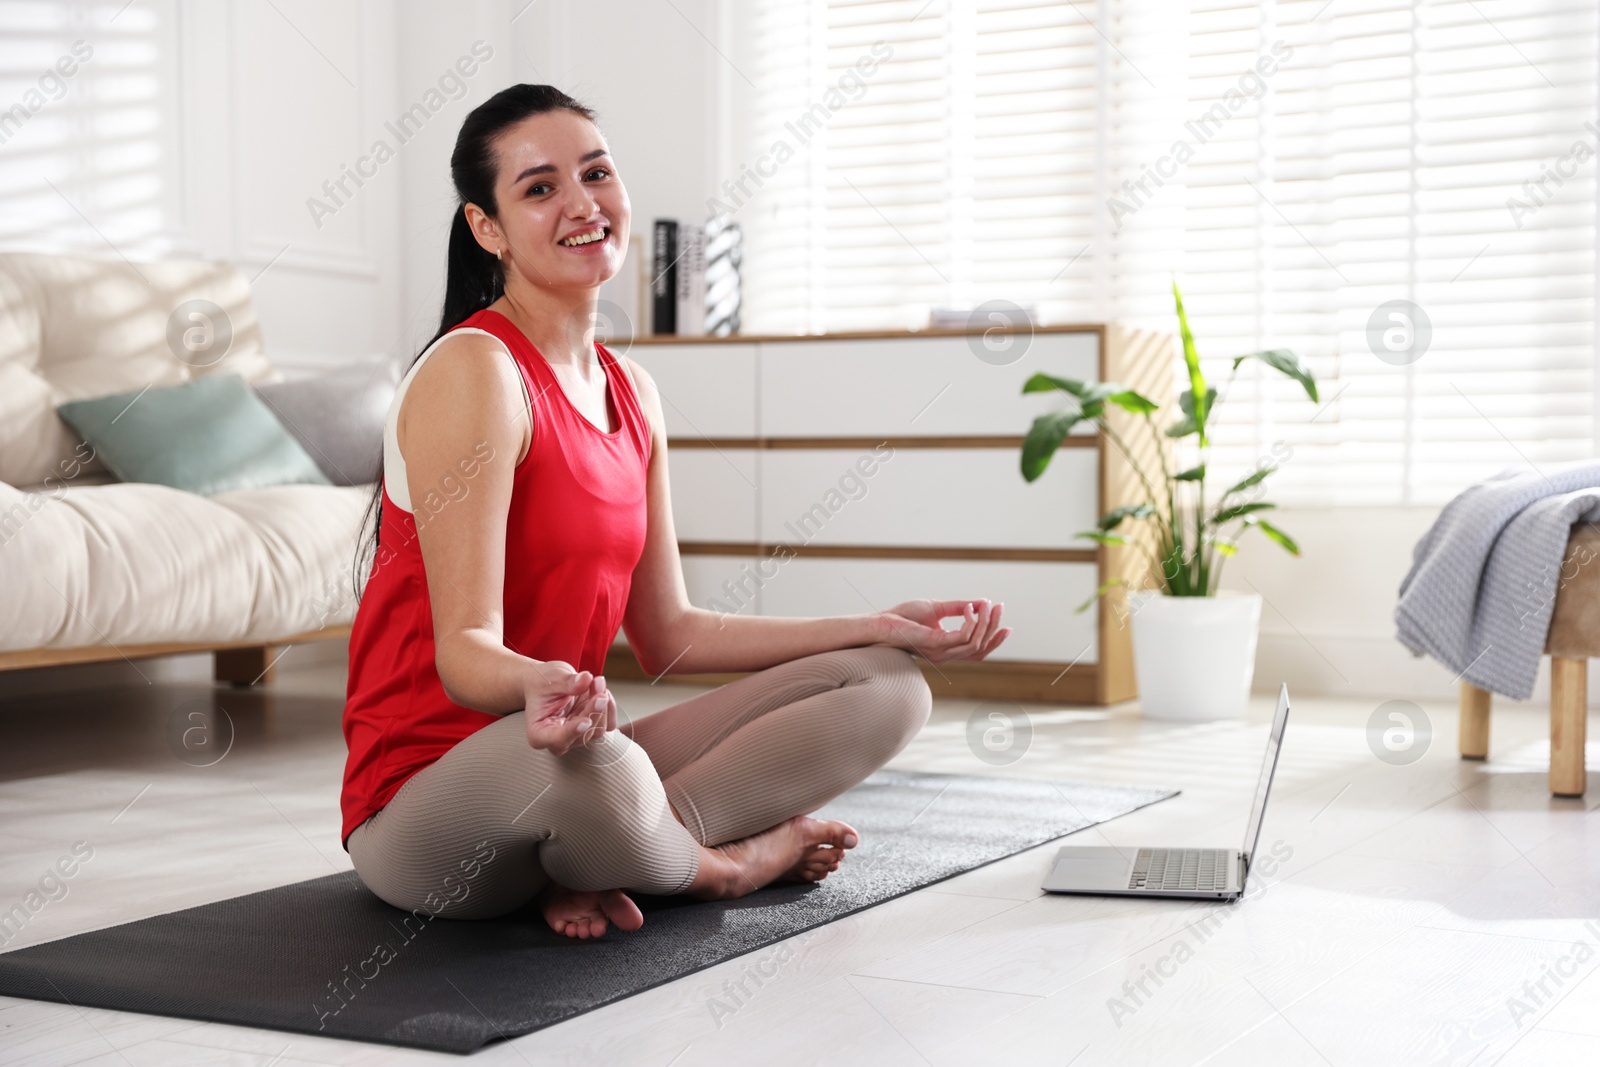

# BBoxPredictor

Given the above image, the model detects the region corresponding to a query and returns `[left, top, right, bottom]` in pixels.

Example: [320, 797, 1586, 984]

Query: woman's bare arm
[397, 334, 615, 748]
[618, 357, 1011, 675]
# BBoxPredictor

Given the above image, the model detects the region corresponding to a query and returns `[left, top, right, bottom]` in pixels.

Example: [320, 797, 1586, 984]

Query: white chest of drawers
[606, 325, 1172, 705]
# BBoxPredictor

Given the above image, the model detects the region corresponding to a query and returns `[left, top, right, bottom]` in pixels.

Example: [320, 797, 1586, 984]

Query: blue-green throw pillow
[56, 373, 332, 496]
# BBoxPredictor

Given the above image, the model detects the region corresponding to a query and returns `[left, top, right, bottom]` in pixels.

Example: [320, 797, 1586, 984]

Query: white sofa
[0, 252, 375, 683]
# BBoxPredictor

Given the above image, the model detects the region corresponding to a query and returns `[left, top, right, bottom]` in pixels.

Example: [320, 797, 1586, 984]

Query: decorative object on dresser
[701, 214, 742, 337]
[1019, 281, 1318, 720]
[594, 233, 649, 343]
[605, 322, 1172, 704]
[649, 215, 742, 338]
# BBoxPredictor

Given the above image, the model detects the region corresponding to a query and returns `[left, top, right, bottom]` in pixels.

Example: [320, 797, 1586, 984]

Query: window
[730, 0, 1599, 505]
[0, 0, 183, 259]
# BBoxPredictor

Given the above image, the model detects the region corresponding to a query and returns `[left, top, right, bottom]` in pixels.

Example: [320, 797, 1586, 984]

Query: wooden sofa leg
[214, 645, 276, 687]
[1550, 657, 1587, 797]
[1459, 681, 1491, 760]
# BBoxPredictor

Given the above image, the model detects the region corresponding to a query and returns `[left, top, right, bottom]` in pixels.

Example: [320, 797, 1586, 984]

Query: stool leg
[1459, 682, 1491, 760]
[1550, 657, 1587, 798]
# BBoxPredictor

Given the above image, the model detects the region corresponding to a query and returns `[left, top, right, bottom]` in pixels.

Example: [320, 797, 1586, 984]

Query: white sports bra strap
[382, 327, 530, 514]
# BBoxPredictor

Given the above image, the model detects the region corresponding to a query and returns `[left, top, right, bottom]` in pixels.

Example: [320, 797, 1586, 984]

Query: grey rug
[0, 769, 1176, 1054]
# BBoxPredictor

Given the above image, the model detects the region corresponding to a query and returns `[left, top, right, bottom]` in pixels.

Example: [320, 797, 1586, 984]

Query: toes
[796, 851, 844, 880]
[794, 816, 858, 851]
[545, 891, 640, 939]
[599, 889, 645, 932]
[543, 885, 621, 938]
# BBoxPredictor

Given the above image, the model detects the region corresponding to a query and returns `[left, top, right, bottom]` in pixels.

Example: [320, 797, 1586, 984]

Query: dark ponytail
[350, 84, 598, 603]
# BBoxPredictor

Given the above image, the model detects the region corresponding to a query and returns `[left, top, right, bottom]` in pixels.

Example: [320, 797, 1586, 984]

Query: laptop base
[1040, 846, 1244, 900]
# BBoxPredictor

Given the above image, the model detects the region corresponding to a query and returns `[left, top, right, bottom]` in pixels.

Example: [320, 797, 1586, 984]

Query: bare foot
[688, 815, 859, 901]
[537, 882, 645, 939]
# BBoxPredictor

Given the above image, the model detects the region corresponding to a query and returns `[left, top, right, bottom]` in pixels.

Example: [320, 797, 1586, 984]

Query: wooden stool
[1459, 524, 1597, 797]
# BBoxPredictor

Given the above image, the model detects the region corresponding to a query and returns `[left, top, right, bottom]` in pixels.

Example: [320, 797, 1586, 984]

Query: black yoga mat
[0, 769, 1175, 1055]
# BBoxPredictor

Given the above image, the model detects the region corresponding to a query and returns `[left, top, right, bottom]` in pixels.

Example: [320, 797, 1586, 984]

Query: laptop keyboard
[1128, 848, 1233, 891]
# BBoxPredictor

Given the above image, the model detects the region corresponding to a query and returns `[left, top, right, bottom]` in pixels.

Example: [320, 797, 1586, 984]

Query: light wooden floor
[1, 657, 1597, 1067]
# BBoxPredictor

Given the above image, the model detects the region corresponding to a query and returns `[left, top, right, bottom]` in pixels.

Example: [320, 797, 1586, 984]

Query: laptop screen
[1242, 684, 1292, 866]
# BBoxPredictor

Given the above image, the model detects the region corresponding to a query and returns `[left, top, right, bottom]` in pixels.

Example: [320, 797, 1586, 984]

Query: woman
[341, 84, 1011, 940]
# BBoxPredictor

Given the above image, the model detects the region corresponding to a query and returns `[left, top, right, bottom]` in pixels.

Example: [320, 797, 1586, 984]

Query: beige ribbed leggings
[346, 646, 932, 919]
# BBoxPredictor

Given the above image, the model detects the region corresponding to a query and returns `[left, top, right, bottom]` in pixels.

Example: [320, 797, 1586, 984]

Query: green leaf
[1248, 516, 1301, 555]
[1175, 465, 1206, 482]
[1232, 348, 1319, 403]
[1075, 531, 1130, 546]
[1021, 412, 1081, 481]
[1165, 388, 1216, 439]
[1210, 501, 1277, 526]
[1021, 375, 1120, 423]
[1179, 386, 1217, 417]
[1097, 503, 1156, 531]
[1022, 375, 1125, 406]
[1173, 279, 1210, 446]
[1075, 383, 1123, 421]
[1022, 372, 1088, 396]
[1212, 539, 1238, 557]
[1106, 389, 1159, 414]
[1223, 465, 1275, 497]
[1074, 577, 1126, 614]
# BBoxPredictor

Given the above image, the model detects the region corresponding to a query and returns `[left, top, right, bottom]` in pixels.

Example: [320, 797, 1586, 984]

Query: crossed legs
[630, 644, 934, 846]
[346, 646, 932, 925]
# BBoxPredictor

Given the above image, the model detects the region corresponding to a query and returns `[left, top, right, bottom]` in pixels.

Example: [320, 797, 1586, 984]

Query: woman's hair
[349, 84, 598, 604]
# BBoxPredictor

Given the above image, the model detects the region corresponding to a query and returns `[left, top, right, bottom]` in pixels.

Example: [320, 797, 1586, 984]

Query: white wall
[392, 0, 513, 362]
[1218, 506, 1454, 701]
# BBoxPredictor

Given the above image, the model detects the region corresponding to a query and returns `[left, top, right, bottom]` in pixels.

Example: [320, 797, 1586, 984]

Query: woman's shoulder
[407, 329, 521, 404]
[396, 327, 532, 458]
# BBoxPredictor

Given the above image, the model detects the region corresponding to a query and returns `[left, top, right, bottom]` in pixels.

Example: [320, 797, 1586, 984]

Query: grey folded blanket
[1396, 461, 1600, 699]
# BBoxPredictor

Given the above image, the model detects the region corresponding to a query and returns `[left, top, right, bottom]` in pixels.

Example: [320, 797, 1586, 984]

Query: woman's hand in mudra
[521, 662, 617, 756]
[874, 598, 1010, 665]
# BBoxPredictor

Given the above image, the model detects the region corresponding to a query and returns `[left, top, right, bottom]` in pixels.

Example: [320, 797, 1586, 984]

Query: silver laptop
[1041, 683, 1291, 901]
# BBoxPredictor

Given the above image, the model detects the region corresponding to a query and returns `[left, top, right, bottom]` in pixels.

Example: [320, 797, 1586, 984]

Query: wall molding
[174, 0, 385, 281]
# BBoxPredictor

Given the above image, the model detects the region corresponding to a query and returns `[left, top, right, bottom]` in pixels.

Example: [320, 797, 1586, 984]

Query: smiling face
[474, 108, 630, 291]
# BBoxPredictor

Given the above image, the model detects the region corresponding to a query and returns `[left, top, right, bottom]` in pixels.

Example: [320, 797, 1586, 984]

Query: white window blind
[0, 0, 182, 259]
[730, 0, 1599, 505]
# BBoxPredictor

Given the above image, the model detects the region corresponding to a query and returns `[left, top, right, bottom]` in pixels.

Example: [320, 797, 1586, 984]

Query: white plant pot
[1125, 590, 1262, 721]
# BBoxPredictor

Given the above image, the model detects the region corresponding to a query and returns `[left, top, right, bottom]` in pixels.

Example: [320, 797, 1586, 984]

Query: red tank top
[339, 307, 652, 846]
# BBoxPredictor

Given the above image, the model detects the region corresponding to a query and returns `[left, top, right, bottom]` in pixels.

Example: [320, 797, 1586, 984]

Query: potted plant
[1019, 280, 1318, 720]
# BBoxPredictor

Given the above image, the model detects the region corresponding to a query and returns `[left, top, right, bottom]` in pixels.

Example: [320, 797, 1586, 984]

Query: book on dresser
[606, 324, 1175, 705]
[650, 217, 713, 337]
[650, 218, 678, 335]
[674, 225, 706, 337]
